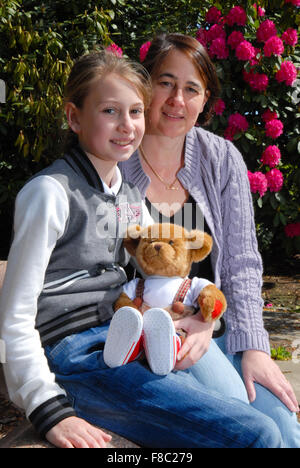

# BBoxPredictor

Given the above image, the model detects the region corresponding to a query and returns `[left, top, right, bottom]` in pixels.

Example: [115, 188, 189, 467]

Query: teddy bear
[103, 223, 227, 375]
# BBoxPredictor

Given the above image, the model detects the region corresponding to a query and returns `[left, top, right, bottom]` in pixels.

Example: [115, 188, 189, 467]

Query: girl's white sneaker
[103, 307, 143, 368]
[143, 308, 181, 376]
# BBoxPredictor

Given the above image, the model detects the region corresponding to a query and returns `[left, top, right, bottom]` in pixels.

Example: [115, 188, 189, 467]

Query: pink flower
[284, 0, 300, 6]
[226, 6, 247, 26]
[265, 119, 284, 139]
[214, 99, 226, 115]
[261, 146, 281, 167]
[106, 43, 123, 57]
[264, 36, 284, 57]
[236, 41, 256, 61]
[275, 61, 298, 86]
[205, 6, 222, 24]
[140, 41, 151, 62]
[224, 125, 236, 141]
[229, 113, 249, 132]
[285, 223, 300, 238]
[250, 47, 261, 66]
[262, 109, 279, 122]
[209, 38, 229, 59]
[225, 113, 249, 140]
[243, 70, 269, 92]
[228, 31, 245, 49]
[266, 168, 284, 192]
[282, 28, 298, 47]
[253, 4, 265, 16]
[248, 171, 268, 197]
[257, 20, 277, 42]
[207, 24, 226, 42]
[196, 28, 208, 48]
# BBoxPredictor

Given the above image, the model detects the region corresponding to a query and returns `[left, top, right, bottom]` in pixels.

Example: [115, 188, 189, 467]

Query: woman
[119, 33, 300, 448]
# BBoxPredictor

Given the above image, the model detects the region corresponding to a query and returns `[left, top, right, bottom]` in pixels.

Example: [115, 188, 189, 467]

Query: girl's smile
[67, 72, 145, 166]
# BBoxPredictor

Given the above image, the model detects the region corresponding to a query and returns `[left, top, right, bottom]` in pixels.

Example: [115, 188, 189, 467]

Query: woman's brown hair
[143, 33, 221, 126]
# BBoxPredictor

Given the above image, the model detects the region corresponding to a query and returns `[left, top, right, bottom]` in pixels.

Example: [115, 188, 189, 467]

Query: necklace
[139, 145, 180, 191]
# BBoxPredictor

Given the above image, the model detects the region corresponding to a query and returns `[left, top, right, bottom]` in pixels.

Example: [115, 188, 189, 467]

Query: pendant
[167, 185, 179, 190]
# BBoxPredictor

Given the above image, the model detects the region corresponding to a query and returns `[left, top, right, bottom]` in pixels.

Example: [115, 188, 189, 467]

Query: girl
[0, 50, 283, 449]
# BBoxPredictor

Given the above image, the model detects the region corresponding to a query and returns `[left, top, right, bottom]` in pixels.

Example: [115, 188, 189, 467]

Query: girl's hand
[242, 350, 299, 413]
[46, 416, 112, 448]
[173, 311, 214, 370]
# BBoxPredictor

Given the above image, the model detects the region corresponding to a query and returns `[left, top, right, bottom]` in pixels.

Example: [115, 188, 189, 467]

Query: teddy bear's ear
[186, 230, 213, 263]
[123, 224, 143, 256]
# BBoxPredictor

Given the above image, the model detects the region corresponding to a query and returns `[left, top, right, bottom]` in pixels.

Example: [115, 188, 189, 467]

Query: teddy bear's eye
[169, 240, 174, 246]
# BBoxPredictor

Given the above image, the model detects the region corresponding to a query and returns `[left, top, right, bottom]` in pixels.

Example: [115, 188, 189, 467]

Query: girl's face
[147, 50, 209, 138]
[67, 73, 145, 164]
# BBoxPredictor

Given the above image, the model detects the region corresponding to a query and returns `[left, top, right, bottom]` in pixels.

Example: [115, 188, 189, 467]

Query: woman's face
[146, 49, 209, 138]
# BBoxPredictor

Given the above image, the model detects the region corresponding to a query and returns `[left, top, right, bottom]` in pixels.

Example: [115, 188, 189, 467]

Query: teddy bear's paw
[199, 295, 217, 322]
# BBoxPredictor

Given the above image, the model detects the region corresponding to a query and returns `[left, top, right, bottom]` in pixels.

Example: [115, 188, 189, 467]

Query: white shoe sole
[103, 307, 143, 368]
[143, 308, 177, 376]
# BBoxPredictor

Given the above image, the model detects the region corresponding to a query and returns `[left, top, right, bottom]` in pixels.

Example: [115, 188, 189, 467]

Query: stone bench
[0, 261, 139, 448]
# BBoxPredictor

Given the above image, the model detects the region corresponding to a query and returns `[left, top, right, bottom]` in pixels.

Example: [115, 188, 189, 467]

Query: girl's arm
[0, 176, 76, 435]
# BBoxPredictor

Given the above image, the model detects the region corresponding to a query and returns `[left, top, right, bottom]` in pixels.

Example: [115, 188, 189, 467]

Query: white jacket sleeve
[0, 175, 76, 435]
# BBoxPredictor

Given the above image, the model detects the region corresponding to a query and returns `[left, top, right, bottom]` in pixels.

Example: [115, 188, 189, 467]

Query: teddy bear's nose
[154, 244, 161, 252]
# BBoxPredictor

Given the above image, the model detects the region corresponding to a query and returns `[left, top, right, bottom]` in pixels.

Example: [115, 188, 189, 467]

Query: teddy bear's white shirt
[123, 276, 212, 308]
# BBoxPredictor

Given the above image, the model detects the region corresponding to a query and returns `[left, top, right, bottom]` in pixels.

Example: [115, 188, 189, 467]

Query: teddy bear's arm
[198, 285, 227, 322]
[114, 292, 140, 312]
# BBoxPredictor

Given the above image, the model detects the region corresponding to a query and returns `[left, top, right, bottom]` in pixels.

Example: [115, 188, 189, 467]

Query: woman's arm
[221, 142, 298, 412]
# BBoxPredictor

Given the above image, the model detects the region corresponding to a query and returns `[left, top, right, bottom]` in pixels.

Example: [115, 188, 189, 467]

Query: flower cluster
[284, 223, 300, 238]
[266, 168, 284, 192]
[214, 99, 226, 116]
[261, 145, 282, 168]
[139, 41, 151, 62]
[275, 61, 298, 86]
[284, 0, 300, 6]
[236, 40, 256, 61]
[248, 171, 268, 197]
[265, 119, 284, 139]
[106, 43, 123, 57]
[192, 0, 300, 246]
[282, 28, 298, 47]
[226, 6, 247, 27]
[263, 36, 284, 57]
[256, 19, 277, 42]
[224, 113, 248, 141]
[243, 69, 269, 92]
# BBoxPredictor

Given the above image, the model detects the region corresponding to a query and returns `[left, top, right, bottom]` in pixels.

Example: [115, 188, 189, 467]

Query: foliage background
[0, 0, 299, 263]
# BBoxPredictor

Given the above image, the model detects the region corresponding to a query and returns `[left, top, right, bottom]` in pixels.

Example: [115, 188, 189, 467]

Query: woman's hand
[46, 416, 112, 448]
[242, 350, 299, 413]
[173, 311, 214, 370]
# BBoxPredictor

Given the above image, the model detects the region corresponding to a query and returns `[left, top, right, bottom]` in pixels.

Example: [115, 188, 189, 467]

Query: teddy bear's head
[124, 223, 213, 278]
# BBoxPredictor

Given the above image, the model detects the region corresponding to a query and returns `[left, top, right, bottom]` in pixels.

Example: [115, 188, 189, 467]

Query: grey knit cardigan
[119, 126, 270, 355]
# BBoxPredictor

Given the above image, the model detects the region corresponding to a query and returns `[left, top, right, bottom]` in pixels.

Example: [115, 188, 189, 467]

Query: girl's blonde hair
[64, 49, 152, 148]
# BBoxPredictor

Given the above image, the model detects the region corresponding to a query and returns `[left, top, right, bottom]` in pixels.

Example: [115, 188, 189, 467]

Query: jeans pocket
[45, 334, 75, 362]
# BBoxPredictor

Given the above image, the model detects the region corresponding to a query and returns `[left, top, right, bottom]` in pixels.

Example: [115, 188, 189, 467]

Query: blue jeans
[45, 323, 283, 448]
[195, 334, 300, 448]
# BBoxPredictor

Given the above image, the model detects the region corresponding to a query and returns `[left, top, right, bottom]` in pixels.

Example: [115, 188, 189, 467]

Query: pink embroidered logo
[116, 203, 141, 223]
